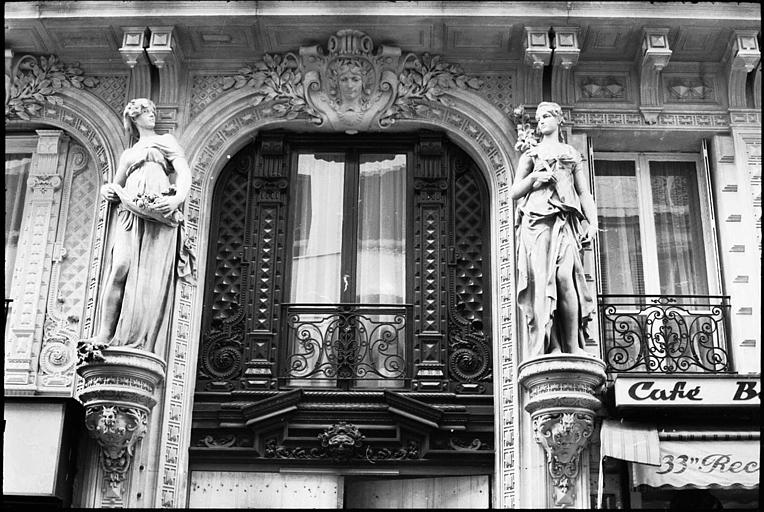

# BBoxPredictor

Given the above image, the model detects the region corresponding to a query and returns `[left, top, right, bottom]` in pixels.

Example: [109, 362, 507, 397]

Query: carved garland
[5, 54, 100, 121]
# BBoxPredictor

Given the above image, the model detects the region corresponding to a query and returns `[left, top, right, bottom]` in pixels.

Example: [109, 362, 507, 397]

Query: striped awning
[632, 440, 760, 489]
[599, 419, 661, 466]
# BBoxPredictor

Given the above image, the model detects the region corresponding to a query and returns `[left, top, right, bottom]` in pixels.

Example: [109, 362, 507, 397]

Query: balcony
[598, 295, 732, 374]
[280, 303, 413, 390]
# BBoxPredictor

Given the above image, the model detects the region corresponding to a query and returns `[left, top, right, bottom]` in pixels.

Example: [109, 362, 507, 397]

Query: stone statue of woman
[510, 102, 598, 359]
[80, 98, 194, 359]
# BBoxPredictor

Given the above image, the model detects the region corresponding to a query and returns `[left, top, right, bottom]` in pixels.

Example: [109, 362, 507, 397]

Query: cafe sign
[614, 376, 760, 407]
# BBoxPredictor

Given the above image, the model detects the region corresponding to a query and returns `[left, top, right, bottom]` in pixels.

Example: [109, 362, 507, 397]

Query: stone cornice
[5, 2, 761, 21]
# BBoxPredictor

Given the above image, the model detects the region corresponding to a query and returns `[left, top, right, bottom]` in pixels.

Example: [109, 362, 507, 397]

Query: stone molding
[77, 347, 166, 507]
[519, 354, 606, 508]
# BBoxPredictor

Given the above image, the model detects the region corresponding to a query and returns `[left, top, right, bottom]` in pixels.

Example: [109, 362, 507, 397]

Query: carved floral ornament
[221, 29, 482, 133]
[5, 54, 99, 122]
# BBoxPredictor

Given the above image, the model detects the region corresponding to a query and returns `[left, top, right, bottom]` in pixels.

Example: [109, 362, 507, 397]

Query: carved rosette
[518, 355, 606, 508]
[76, 347, 166, 506]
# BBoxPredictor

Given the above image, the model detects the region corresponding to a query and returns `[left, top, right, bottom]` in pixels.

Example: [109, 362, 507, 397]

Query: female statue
[510, 102, 598, 358]
[81, 98, 194, 358]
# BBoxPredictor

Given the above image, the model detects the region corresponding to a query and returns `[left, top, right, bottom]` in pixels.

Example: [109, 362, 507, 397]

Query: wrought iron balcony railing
[280, 303, 413, 390]
[598, 295, 732, 374]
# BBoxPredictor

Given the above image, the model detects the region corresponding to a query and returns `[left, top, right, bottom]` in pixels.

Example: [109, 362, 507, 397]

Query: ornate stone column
[76, 347, 166, 507]
[518, 355, 606, 508]
[5, 130, 67, 392]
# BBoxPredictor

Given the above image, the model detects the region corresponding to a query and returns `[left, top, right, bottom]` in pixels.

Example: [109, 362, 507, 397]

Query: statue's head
[535, 101, 564, 126]
[123, 98, 157, 138]
[328, 58, 373, 110]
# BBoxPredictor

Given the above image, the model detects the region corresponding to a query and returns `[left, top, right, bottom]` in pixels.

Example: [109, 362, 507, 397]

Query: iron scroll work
[221, 29, 482, 133]
[598, 295, 731, 373]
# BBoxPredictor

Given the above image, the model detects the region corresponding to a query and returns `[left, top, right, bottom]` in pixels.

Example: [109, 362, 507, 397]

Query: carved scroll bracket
[76, 347, 166, 507]
[518, 355, 606, 508]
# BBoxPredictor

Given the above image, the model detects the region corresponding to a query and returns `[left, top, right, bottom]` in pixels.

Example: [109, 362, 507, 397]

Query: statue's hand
[580, 224, 598, 245]
[530, 169, 556, 187]
[152, 195, 183, 215]
[100, 183, 120, 203]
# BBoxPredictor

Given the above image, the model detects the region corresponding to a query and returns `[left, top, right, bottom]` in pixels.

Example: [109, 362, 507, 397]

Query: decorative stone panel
[472, 73, 514, 117]
[663, 74, 717, 103]
[189, 74, 226, 119]
[89, 75, 129, 116]
[39, 141, 99, 392]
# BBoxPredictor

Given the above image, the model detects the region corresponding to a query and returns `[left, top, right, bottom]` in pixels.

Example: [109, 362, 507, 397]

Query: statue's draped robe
[110, 134, 194, 355]
[516, 145, 594, 357]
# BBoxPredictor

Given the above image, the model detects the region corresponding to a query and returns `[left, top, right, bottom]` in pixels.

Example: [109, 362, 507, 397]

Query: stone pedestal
[76, 347, 166, 507]
[518, 354, 606, 508]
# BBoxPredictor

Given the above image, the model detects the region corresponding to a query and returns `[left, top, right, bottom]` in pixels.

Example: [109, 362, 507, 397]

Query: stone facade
[4, 2, 761, 509]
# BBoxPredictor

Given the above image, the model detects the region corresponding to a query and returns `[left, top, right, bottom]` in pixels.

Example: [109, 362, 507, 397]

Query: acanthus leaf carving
[5, 54, 100, 122]
[220, 29, 482, 133]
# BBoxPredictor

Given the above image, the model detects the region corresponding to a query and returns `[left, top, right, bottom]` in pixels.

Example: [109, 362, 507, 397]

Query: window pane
[5, 154, 31, 298]
[595, 160, 645, 295]
[289, 153, 345, 303]
[356, 153, 407, 304]
[649, 161, 709, 295]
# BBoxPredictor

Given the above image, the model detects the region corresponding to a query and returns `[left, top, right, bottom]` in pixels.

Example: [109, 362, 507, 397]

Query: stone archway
[155, 34, 521, 509]
[4, 89, 125, 392]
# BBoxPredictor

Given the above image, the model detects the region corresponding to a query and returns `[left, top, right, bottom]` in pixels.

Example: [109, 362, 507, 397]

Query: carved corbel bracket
[120, 27, 151, 100]
[552, 27, 580, 71]
[532, 411, 595, 507]
[85, 405, 148, 502]
[522, 27, 551, 106]
[639, 28, 672, 124]
[76, 347, 166, 506]
[119, 27, 149, 69]
[725, 30, 761, 108]
[147, 26, 184, 132]
[519, 355, 606, 508]
[551, 27, 581, 106]
[524, 27, 553, 70]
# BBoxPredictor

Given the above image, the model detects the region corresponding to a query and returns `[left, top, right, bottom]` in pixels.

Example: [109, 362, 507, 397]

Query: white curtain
[649, 161, 708, 296]
[287, 152, 407, 388]
[5, 155, 31, 299]
[289, 153, 344, 303]
[356, 154, 406, 304]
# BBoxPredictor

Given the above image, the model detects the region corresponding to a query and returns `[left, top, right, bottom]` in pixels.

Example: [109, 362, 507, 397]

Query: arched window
[196, 132, 492, 394]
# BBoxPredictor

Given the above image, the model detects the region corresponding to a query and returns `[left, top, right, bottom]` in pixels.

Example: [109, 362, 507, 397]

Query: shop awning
[599, 419, 661, 466]
[632, 440, 760, 489]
